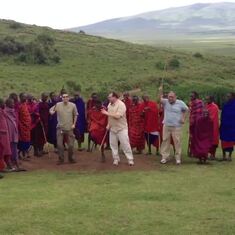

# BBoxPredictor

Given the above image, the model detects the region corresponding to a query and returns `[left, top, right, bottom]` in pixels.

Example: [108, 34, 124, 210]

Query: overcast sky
[0, 0, 235, 29]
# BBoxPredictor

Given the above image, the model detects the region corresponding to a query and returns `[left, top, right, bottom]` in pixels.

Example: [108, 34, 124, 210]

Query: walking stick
[99, 130, 108, 151]
[40, 120, 51, 159]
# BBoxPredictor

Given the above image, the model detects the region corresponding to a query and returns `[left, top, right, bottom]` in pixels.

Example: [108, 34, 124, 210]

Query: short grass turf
[0, 156, 235, 235]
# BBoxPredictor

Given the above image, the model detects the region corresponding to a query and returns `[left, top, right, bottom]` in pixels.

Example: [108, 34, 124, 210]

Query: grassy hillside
[0, 19, 235, 100]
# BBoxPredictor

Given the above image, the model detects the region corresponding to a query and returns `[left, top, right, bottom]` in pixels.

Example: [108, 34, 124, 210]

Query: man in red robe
[87, 93, 99, 151]
[122, 92, 132, 127]
[32, 93, 49, 157]
[0, 98, 12, 172]
[205, 96, 220, 160]
[190, 109, 214, 164]
[189, 91, 204, 157]
[88, 100, 108, 162]
[128, 96, 145, 154]
[27, 95, 40, 156]
[140, 95, 159, 155]
[18, 93, 32, 159]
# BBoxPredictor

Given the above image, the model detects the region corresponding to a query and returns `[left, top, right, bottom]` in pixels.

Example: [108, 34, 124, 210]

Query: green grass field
[1, 125, 235, 235]
[1, 162, 235, 235]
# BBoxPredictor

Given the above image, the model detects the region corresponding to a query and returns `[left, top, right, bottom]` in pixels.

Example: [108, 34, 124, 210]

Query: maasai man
[88, 100, 108, 162]
[18, 93, 32, 159]
[140, 95, 159, 155]
[189, 91, 204, 157]
[27, 94, 40, 157]
[9, 93, 20, 115]
[87, 93, 99, 151]
[87, 93, 99, 112]
[190, 109, 214, 164]
[220, 92, 235, 161]
[128, 96, 145, 154]
[205, 96, 220, 160]
[36, 93, 49, 156]
[5, 98, 23, 171]
[0, 99, 12, 171]
[122, 92, 132, 127]
[71, 92, 86, 151]
[48, 92, 59, 151]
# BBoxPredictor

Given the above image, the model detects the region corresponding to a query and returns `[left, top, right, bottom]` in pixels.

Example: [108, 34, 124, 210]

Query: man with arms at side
[220, 92, 235, 161]
[205, 96, 220, 160]
[159, 88, 188, 165]
[50, 93, 78, 165]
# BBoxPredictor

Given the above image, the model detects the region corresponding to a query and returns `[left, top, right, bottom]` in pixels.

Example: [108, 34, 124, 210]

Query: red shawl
[18, 103, 32, 142]
[88, 108, 108, 145]
[128, 103, 145, 149]
[0, 109, 11, 156]
[189, 99, 204, 126]
[140, 101, 159, 133]
[190, 116, 214, 158]
[122, 98, 132, 125]
[206, 103, 219, 145]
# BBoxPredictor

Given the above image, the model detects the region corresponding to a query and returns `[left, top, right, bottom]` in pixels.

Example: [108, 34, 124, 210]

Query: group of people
[0, 88, 235, 179]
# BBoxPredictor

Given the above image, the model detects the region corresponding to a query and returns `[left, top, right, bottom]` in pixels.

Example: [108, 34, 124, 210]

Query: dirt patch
[21, 149, 161, 172]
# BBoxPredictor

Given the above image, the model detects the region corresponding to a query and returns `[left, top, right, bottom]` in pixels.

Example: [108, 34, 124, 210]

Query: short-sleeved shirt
[108, 99, 127, 133]
[161, 99, 188, 127]
[50, 102, 78, 131]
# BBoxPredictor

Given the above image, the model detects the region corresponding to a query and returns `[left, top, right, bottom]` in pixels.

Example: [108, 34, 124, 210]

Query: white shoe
[160, 159, 167, 164]
[113, 160, 119, 166]
[176, 160, 181, 165]
[128, 160, 134, 166]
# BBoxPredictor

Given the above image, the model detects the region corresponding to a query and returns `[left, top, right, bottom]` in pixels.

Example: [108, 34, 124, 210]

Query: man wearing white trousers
[101, 92, 134, 166]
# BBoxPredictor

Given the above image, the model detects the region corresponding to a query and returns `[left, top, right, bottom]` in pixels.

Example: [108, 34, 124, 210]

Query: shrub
[168, 58, 180, 69]
[193, 52, 203, 58]
[0, 36, 25, 55]
[9, 21, 23, 29]
[155, 61, 165, 70]
[66, 81, 82, 93]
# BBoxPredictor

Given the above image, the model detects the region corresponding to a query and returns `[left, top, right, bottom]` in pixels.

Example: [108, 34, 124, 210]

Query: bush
[9, 21, 23, 29]
[0, 36, 25, 55]
[155, 61, 165, 70]
[193, 52, 203, 58]
[11, 33, 61, 65]
[36, 33, 55, 47]
[168, 58, 180, 69]
[66, 81, 82, 93]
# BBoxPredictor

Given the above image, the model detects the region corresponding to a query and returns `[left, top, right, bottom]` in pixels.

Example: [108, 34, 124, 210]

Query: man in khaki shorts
[101, 92, 134, 166]
[159, 88, 188, 165]
[50, 93, 78, 165]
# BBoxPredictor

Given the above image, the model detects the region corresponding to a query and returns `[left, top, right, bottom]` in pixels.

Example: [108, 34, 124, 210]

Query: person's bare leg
[228, 151, 232, 161]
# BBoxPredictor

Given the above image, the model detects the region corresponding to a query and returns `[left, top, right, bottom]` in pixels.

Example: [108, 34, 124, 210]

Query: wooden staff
[99, 130, 109, 151]
[40, 120, 51, 159]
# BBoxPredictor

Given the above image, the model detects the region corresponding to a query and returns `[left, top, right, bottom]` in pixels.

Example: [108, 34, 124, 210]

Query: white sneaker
[176, 160, 181, 165]
[128, 160, 134, 166]
[113, 160, 119, 166]
[160, 159, 167, 164]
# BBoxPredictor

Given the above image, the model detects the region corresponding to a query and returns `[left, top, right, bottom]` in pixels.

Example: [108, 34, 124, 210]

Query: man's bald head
[168, 91, 177, 104]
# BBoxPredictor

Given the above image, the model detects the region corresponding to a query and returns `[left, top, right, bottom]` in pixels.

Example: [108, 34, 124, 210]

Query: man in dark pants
[49, 93, 78, 165]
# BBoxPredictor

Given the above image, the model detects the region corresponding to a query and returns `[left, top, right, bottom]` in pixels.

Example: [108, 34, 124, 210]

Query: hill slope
[69, 2, 235, 42]
[0, 19, 235, 100]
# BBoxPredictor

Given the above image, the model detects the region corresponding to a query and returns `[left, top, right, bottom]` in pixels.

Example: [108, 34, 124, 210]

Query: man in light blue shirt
[159, 89, 188, 165]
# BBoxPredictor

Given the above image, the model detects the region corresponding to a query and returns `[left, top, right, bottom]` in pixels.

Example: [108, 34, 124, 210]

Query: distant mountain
[68, 2, 235, 42]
